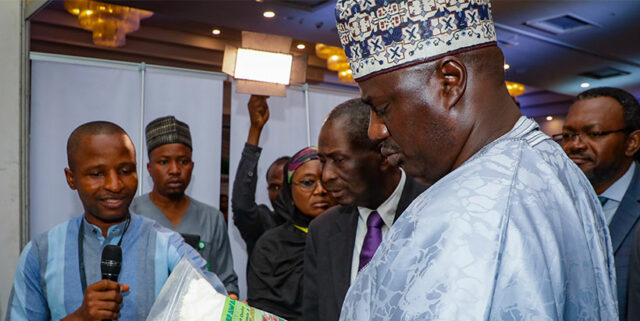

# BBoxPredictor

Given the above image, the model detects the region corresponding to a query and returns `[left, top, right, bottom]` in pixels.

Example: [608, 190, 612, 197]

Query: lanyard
[293, 224, 308, 233]
[78, 216, 131, 294]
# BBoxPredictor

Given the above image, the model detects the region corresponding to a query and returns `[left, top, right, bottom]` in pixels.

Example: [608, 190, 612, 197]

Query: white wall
[0, 0, 22, 315]
[30, 59, 143, 235]
[140, 67, 224, 207]
[29, 56, 225, 237]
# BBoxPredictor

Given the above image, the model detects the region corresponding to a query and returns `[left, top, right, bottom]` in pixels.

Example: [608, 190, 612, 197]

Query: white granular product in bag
[178, 278, 226, 321]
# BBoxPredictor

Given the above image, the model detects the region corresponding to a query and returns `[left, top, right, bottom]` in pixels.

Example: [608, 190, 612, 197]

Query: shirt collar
[600, 162, 635, 202]
[82, 215, 131, 242]
[504, 116, 539, 139]
[358, 168, 406, 228]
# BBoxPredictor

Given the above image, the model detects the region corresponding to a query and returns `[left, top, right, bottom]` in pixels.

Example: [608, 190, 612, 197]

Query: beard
[164, 189, 186, 200]
[584, 158, 627, 188]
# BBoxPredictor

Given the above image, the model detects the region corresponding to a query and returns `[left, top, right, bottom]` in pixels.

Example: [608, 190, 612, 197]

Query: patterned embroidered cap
[335, 0, 497, 81]
[145, 116, 192, 154]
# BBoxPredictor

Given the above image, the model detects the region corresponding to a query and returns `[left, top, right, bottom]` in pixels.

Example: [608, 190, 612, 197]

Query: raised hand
[248, 95, 270, 129]
[247, 95, 270, 146]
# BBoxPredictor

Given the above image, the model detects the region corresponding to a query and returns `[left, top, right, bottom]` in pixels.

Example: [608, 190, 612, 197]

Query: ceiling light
[546, 116, 553, 121]
[234, 48, 292, 85]
[65, 0, 153, 47]
[505, 81, 525, 96]
[580, 82, 590, 88]
[263, 10, 275, 18]
[504, 64, 510, 70]
[315, 43, 354, 82]
[222, 31, 308, 97]
[212, 29, 221, 35]
[296, 44, 306, 50]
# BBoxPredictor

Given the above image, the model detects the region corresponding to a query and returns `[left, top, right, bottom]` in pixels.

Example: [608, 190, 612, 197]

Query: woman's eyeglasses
[291, 178, 319, 192]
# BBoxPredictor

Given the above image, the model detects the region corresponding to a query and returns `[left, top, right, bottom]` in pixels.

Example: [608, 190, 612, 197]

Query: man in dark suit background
[303, 99, 428, 321]
[558, 87, 640, 320]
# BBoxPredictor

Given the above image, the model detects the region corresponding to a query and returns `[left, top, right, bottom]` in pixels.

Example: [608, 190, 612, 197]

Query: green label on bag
[222, 298, 287, 321]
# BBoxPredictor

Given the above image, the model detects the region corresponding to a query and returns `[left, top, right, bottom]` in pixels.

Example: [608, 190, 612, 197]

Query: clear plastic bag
[146, 257, 287, 321]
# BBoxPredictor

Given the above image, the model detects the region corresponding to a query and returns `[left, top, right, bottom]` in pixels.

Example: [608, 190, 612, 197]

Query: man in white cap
[335, 0, 617, 319]
[131, 115, 239, 298]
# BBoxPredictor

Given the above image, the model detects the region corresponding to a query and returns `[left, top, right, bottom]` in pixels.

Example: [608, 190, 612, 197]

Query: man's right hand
[248, 95, 270, 130]
[247, 95, 270, 146]
[64, 280, 130, 321]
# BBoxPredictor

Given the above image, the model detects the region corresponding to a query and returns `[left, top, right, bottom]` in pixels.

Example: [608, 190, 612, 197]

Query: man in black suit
[303, 98, 428, 321]
[559, 87, 640, 320]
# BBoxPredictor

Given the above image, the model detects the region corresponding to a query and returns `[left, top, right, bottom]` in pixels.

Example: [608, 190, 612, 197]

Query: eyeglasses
[552, 128, 629, 144]
[291, 178, 320, 192]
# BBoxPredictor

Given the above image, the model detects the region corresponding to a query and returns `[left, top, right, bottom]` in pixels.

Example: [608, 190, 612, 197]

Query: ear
[437, 56, 466, 110]
[146, 162, 151, 174]
[64, 168, 77, 190]
[625, 129, 640, 157]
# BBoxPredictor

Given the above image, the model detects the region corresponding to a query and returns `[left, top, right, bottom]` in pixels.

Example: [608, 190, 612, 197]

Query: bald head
[407, 45, 506, 90]
[458, 46, 506, 86]
[67, 121, 132, 171]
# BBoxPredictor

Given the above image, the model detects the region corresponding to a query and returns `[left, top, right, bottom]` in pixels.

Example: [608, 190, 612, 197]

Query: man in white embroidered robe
[334, 0, 618, 319]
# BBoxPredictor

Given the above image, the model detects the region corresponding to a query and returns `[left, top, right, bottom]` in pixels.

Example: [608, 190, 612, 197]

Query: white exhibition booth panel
[30, 54, 224, 237]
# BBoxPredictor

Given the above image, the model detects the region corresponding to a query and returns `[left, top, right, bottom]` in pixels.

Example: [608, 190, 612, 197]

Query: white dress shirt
[350, 169, 406, 283]
[600, 161, 635, 224]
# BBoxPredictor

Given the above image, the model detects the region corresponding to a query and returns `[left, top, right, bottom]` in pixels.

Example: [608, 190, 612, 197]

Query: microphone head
[101, 245, 122, 282]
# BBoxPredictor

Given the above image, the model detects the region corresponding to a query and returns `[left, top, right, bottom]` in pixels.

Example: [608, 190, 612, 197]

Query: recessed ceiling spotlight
[580, 82, 590, 88]
[296, 44, 306, 50]
[211, 29, 221, 35]
[263, 10, 276, 18]
[256, 0, 263, 2]
[546, 116, 553, 121]
[504, 64, 510, 70]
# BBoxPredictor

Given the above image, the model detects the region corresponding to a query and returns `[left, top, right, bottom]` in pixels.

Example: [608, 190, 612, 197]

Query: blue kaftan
[339, 117, 618, 320]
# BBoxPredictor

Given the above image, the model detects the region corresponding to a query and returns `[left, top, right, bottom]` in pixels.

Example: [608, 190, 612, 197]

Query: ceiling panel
[47, 0, 640, 110]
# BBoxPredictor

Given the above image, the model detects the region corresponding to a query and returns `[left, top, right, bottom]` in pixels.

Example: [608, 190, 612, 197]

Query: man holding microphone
[6, 121, 215, 320]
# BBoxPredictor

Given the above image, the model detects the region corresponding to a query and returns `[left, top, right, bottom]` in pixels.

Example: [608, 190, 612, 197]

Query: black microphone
[101, 245, 122, 321]
[101, 245, 122, 282]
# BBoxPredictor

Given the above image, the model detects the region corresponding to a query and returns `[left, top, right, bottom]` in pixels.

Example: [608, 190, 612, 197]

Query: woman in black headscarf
[247, 146, 335, 321]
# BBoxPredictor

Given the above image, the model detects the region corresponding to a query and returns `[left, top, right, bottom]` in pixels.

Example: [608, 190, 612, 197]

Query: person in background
[7, 121, 216, 320]
[247, 147, 335, 321]
[232, 95, 290, 255]
[335, 0, 617, 319]
[559, 87, 640, 320]
[219, 194, 229, 221]
[131, 115, 239, 298]
[304, 98, 428, 321]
